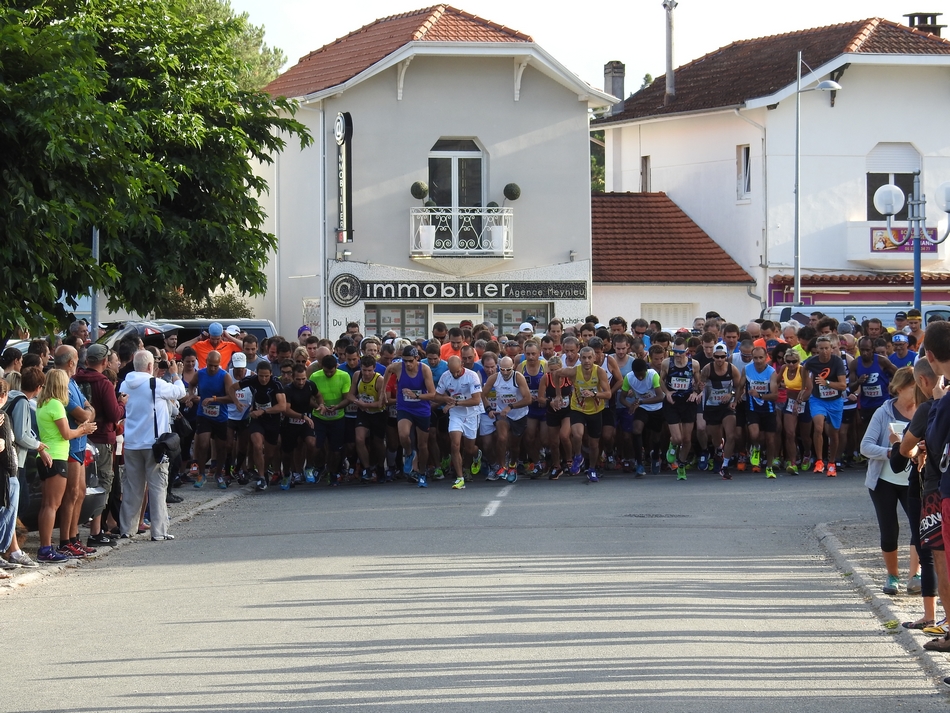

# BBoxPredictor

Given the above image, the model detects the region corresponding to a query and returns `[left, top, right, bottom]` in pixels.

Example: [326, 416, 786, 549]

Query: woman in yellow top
[551, 347, 611, 482]
[35, 369, 97, 563]
[777, 350, 813, 474]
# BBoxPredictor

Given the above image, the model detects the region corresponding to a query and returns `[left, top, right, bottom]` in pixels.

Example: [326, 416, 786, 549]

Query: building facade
[253, 6, 614, 338]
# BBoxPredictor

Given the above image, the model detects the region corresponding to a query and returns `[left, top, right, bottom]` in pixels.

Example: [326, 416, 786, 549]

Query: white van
[763, 303, 950, 327]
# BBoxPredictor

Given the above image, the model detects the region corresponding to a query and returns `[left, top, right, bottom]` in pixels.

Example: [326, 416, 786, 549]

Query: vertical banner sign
[335, 112, 353, 243]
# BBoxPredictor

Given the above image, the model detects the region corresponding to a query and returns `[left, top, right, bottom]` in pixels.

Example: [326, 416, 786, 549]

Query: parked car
[763, 303, 950, 326]
[96, 321, 182, 352]
[151, 318, 277, 345]
[18, 443, 107, 532]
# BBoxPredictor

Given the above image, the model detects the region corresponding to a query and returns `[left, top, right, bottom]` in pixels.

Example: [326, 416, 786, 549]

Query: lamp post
[872, 175, 950, 311]
[793, 51, 842, 305]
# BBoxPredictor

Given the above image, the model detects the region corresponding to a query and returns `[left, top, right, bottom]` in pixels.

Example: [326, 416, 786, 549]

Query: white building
[596, 14, 950, 316]
[253, 5, 615, 338]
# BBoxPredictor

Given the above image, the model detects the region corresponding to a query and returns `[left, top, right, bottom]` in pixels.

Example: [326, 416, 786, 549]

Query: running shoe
[883, 574, 902, 595]
[216, 474, 228, 490]
[813, 459, 825, 474]
[506, 468, 518, 483]
[751, 463, 761, 474]
[292, 472, 304, 485]
[852, 452, 868, 464]
[486, 469, 501, 481]
[587, 470, 599, 483]
[548, 467, 561, 480]
[736, 454, 747, 471]
[666, 443, 677, 464]
[37, 546, 69, 563]
[622, 459, 632, 473]
[383, 469, 395, 483]
[279, 474, 291, 491]
[452, 476, 466, 490]
[800, 457, 814, 472]
[491, 465, 506, 480]
[10, 551, 38, 568]
[827, 463, 837, 477]
[193, 474, 206, 489]
[719, 466, 732, 480]
[57, 542, 86, 559]
[529, 462, 544, 479]
[402, 451, 415, 475]
[635, 463, 646, 477]
[440, 455, 451, 471]
[570, 454, 584, 475]
[907, 574, 922, 594]
[785, 461, 799, 475]
[432, 468, 445, 481]
[87, 532, 116, 547]
[606, 456, 616, 471]
[407, 471, 419, 483]
[698, 452, 709, 471]
[360, 468, 372, 484]
[255, 476, 267, 491]
[417, 474, 427, 488]
[471, 449, 483, 475]
[676, 465, 687, 481]
[749, 446, 760, 467]
[765, 466, 776, 479]
[304, 467, 316, 483]
[651, 459, 661, 475]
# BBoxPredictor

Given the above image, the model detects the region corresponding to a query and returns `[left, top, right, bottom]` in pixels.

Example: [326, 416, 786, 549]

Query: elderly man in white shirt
[118, 350, 186, 540]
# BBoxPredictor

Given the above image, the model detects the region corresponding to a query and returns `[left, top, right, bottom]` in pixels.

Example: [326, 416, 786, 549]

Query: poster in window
[870, 227, 937, 253]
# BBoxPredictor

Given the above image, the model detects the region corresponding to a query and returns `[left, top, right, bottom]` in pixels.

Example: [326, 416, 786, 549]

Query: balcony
[846, 221, 945, 268]
[410, 207, 513, 258]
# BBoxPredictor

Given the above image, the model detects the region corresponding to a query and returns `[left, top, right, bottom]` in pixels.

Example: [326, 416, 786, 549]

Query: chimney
[604, 61, 625, 116]
[662, 0, 677, 105]
[904, 11, 945, 36]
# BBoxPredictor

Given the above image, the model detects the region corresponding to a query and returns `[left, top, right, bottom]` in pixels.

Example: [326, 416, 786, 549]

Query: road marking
[482, 501, 500, 517]
[498, 485, 514, 498]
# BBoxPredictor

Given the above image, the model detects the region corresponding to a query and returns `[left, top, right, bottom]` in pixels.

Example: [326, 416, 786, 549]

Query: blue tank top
[744, 362, 774, 413]
[856, 355, 890, 410]
[197, 368, 228, 422]
[519, 362, 546, 418]
[397, 365, 430, 417]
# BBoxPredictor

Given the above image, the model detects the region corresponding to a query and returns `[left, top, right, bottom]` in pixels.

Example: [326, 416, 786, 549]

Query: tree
[590, 130, 605, 193]
[0, 0, 310, 347]
[154, 287, 254, 319]
[640, 73, 653, 90]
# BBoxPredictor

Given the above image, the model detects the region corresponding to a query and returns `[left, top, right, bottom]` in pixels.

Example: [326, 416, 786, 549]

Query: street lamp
[793, 51, 842, 305]
[872, 174, 950, 311]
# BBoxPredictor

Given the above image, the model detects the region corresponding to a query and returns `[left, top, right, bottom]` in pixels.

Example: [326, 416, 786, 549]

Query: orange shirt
[192, 339, 241, 369]
[440, 342, 464, 360]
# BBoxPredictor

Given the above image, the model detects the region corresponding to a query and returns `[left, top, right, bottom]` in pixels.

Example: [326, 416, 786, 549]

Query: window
[640, 156, 651, 192]
[866, 142, 920, 221]
[364, 305, 427, 339]
[484, 305, 549, 336]
[428, 139, 484, 249]
[640, 303, 696, 330]
[737, 145, 751, 199]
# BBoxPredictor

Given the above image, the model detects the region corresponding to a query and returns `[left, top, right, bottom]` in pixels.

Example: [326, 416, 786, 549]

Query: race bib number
[786, 400, 805, 414]
[863, 384, 883, 399]
[670, 376, 690, 391]
[529, 389, 539, 401]
[499, 393, 517, 406]
[388, 404, 398, 418]
[345, 402, 358, 414]
[404, 389, 421, 402]
[819, 384, 838, 399]
[751, 381, 768, 395]
[288, 417, 305, 425]
[359, 394, 375, 403]
[709, 388, 730, 402]
[203, 404, 220, 418]
[255, 402, 271, 412]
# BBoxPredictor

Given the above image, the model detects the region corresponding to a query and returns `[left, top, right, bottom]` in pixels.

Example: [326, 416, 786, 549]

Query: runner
[777, 348, 813, 474]
[347, 356, 387, 483]
[382, 346, 437, 485]
[228, 361, 285, 490]
[620, 358, 665, 476]
[482, 356, 531, 482]
[660, 338, 702, 481]
[699, 344, 742, 479]
[740, 346, 780, 478]
[281, 364, 318, 487]
[434, 356, 484, 490]
[803, 335, 848, 476]
[551, 346, 612, 482]
[517, 341, 547, 478]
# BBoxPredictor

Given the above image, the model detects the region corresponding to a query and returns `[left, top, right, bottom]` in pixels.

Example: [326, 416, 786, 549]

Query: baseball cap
[208, 322, 223, 337]
[893, 334, 909, 343]
[594, 323, 606, 330]
[231, 352, 247, 367]
[225, 324, 241, 336]
[519, 322, 534, 333]
[838, 322, 854, 335]
[765, 339, 779, 350]
[85, 343, 109, 362]
[712, 343, 728, 356]
[844, 315, 857, 322]
[459, 319, 474, 328]
[526, 316, 539, 324]
[298, 325, 312, 338]
[895, 311, 908, 320]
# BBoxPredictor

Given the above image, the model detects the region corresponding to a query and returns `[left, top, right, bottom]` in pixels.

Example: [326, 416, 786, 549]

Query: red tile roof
[597, 18, 950, 124]
[592, 192, 754, 284]
[265, 5, 532, 99]
[772, 272, 950, 286]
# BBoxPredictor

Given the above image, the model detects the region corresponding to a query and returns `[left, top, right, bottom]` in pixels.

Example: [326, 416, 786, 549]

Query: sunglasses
[672, 349, 687, 354]
[713, 355, 727, 360]
[784, 359, 799, 364]
[500, 368, 513, 373]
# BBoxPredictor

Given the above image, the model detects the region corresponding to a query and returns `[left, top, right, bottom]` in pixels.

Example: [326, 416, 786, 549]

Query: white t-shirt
[621, 369, 663, 412]
[436, 368, 485, 418]
[228, 368, 253, 421]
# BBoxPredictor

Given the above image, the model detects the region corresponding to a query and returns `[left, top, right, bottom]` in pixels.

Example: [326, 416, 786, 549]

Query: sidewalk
[819, 517, 950, 686]
[0, 479, 253, 591]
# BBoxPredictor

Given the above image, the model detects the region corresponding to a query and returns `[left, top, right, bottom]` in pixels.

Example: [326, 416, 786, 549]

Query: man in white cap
[518, 322, 534, 336]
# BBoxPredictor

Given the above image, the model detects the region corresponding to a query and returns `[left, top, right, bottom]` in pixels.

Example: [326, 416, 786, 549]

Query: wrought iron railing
[410, 206, 513, 257]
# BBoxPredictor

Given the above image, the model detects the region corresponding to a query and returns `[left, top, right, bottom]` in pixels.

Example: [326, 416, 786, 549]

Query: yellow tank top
[570, 364, 604, 415]
[356, 373, 384, 414]
[783, 365, 803, 391]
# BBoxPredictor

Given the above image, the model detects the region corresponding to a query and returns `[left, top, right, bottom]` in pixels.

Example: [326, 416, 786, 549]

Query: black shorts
[196, 417, 229, 441]
[546, 408, 571, 427]
[632, 408, 664, 433]
[314, 417, 346, 451]
[431, 409, 450, 434]
[601, 406, 616, 429]
[248, 419, 280, 446]
[570, 410, 604, 439]
[356, 411, 387, 440]
[662, 399, 697, 426]
[842, 408, 856, 425]
[703, 405, 735, 427]
[280, 422, 314, 453]
[38, 458, 68, 481]
[504, 415, 528, 437]
[344, 417, 357, 444]
[397, 410, 430, 433]
[746, 410, 777, 433]
[734, 403, 748, 428]
[228, 418, 250, 434]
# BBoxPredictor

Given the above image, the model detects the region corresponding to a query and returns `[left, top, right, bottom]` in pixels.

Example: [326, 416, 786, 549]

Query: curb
[816, 521, 950, 689]
[0, 484, 254, 592]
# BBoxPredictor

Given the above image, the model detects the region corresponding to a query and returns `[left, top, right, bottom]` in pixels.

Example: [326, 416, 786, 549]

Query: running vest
[196, 368, 228, 421]
[357, 373, 384, 414]
[396, 366, 429, 417]
[665, 358, 693, 401]
[494, 373, 528, 420]
[623, 369, 662, 412]
[704, 366, 734, 407]
[783, 365, 803, 392]
[856, 355, 890, 410]
[744, 363, 775, 413]
[518, 361, 546, 418]
[570, 364, 604, 415]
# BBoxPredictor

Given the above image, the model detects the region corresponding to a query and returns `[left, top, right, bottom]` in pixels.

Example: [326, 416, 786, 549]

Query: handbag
[920, 491, 944, 549]
[150, 378, 182, 463]
[173, 413, 194, 440]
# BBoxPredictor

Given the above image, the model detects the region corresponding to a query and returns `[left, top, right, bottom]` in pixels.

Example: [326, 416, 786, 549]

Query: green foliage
[155, 288, 254, 319]
[590, 130, 605, 193]
[640, 73, 653, 90]
[0, 0, 311, 347]
[503, 183, 521, 201]
[410, 181, 429, 200]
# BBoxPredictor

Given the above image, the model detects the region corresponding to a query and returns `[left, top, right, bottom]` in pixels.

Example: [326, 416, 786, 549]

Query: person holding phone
[860, 366, 919, 596]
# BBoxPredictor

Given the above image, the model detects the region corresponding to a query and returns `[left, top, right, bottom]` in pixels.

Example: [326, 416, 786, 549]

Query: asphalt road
[7, 469, 948, 712]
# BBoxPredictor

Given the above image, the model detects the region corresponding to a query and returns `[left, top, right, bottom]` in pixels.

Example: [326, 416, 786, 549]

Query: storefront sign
[335, 112, 353, 243]
[870, 227, 937, 253]
[329, 273, 586, 307]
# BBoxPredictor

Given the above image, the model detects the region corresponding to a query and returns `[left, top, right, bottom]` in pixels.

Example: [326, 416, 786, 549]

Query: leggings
[908, 492, 938, 598]
[868, 479, 909, 553]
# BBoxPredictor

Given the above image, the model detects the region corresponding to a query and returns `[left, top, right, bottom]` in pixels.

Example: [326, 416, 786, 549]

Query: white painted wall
[593, 284, 761, 328]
